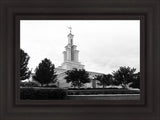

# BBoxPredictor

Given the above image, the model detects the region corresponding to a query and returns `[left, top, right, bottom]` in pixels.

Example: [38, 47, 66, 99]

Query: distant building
[55, 29, 104, 88]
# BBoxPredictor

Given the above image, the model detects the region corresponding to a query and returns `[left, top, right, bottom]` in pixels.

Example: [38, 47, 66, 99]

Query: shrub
[48, 89, 67, 100]
[20, 88, 67, 100]
[44, 84, 57, 88]
[20, 81, 40, 87]
[20, 88, 35, 99]
[67, 89, 140, 95]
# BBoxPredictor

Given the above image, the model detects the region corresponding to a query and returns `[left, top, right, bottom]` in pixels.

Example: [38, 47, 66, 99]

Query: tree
[33, 58, 57, 87]
[65, 68, 91, 88]
[20, 49, 31, 81]
[130, 72, 140, 89]
[112, 66, 136, 89]
[94, 74, 113, 88]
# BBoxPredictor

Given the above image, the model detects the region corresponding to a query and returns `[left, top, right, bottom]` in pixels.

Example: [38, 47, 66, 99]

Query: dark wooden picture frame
[0, 0, 159, 120]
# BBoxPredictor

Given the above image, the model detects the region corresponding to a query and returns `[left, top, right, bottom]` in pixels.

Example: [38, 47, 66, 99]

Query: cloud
[21, 20, 140, 74]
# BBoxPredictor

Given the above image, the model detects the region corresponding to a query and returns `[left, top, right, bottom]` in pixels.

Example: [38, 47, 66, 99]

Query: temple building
[55, 28, 104, 88]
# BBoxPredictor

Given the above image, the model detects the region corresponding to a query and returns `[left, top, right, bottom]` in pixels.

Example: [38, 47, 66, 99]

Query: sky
[20, 20, 140, 74]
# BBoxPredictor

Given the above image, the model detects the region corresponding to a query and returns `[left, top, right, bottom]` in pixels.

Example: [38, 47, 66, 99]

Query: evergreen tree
[20, 49, 31, 81]
[33, 58, 57, 86]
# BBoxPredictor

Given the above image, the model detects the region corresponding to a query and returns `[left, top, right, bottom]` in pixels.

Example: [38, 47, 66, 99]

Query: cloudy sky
[20, 20, 140, 74]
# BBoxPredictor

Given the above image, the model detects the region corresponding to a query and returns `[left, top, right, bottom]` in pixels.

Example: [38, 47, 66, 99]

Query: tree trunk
[121, 84, 127, 89]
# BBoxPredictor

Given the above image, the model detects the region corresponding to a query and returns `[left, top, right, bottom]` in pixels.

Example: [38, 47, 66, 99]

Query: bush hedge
[20, 81, 40, 87]
[68, 87, 119, 90]
[67, 89, 140, 95]
[20, 87, 67, 100]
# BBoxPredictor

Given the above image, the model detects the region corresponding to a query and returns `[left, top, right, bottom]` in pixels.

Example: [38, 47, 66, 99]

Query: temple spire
[67, 27, 74, 45]
[59, 28, 84, 70]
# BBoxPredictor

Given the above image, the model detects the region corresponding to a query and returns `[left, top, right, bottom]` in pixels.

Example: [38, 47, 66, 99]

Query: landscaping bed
[20, 87, 67, 100]
[67, 88, 140, 95]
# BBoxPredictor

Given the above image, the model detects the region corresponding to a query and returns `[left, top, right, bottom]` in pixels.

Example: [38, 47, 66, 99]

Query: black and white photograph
[20, 20, 140, 100]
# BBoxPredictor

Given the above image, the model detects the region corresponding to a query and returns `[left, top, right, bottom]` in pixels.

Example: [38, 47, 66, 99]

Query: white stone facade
[56, 30, 104, 88]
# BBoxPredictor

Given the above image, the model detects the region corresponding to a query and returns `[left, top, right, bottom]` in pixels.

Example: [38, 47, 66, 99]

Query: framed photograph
[0, 0, 159, 120]
[20, 20, 140, 101]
